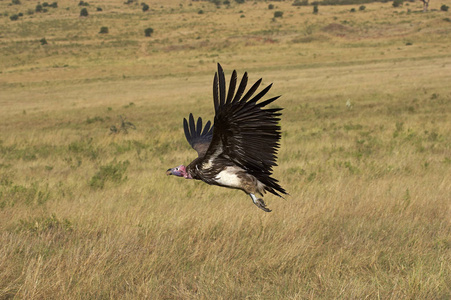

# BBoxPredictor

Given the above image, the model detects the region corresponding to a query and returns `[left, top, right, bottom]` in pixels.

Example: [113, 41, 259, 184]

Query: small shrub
[97, 7, 102, 11]
[10, 14, 19, 21]
[1, 182, 50, 207]
[16, 214, 72, 235]
[441, 4, 449, 11]
[86, 116, 104, 124]
[42, 2, 49, 7]
[35, 4, 43, 12]
[99, 26, 108, 34]
[80, 7, 88, 17]
[40, 37, 48, 45]
[198, 9, 204, 14]
[11, 0, 21, 5]
[18, 12, 23, 16]
[307, 172, 316, 182]
[142, 3, 149, 11]
[350, 8, 356, 12]
[78, 1, 89, 6]
[235, 0, 245, 3]
[359, 5, 366, 10]
[392, 0, 403, 7]
[50, 2, 58, 8]
[268, 4, 274, 9]
[109, 115, 135, 134]
[292, 0, 308, 6]
[144, 27, 154, 37]
[313, 4, 318, 14]
[89, 160, 130, 189]
[274, 11, 283, 18]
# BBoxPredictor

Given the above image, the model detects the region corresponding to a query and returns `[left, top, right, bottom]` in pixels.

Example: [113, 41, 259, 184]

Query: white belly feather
[214, 166, 243, 188]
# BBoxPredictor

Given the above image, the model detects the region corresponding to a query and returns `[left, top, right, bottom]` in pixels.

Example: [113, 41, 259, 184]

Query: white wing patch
[214, 166, 243, 188]
[202, 159, 214, 170]
[202, 144, 223, 170]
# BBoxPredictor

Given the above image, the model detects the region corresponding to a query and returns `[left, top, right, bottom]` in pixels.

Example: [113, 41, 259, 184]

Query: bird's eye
[175, 167, 179, 171]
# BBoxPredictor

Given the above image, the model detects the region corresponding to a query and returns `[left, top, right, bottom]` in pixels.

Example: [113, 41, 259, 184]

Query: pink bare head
[166, 165, 191, 179]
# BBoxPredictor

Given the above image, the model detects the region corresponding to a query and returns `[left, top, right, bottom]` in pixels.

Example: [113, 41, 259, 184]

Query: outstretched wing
[205, 63, 283, 175]
[183, 113, 214, 157]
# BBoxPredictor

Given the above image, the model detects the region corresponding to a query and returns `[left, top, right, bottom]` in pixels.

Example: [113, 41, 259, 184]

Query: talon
[255, 199, 272, 212]
[250, 193, 272, 212]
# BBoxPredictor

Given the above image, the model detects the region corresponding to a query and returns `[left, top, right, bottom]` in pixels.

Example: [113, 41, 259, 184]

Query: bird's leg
[249, 193, 272, 212]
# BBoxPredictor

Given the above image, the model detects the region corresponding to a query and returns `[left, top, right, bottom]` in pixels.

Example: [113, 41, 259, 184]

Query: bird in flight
[167, 64, 286, 212]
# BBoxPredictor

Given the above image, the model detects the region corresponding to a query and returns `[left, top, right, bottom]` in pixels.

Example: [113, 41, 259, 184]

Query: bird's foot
[249, 193, 272, 212]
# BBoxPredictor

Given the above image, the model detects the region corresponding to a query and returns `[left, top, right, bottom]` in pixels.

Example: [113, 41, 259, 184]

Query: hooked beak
[166, 165, 187, 178]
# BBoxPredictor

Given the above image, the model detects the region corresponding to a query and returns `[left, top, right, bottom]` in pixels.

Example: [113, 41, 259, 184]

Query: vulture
[166, 64, 287, 212]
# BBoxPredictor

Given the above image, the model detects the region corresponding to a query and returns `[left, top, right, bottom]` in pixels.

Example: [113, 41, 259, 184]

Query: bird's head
[166, 165, 191, 179]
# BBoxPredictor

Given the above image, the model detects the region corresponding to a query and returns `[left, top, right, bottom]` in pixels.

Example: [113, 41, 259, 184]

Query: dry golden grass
[1, 0, 451, 298]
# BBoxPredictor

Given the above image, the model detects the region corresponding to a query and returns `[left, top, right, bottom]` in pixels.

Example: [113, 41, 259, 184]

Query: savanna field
[1, 0, 450, 298]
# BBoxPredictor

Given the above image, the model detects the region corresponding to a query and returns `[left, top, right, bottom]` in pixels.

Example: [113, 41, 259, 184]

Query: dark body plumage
[168, 64, 286, 212]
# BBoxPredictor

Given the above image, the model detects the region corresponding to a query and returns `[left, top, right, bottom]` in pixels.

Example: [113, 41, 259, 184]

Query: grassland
[1, 0, 451, 298]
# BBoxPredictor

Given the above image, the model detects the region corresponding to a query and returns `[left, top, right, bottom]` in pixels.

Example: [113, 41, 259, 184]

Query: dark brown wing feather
[204, 63, 286, 197]
[183, 113, 213, 157]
